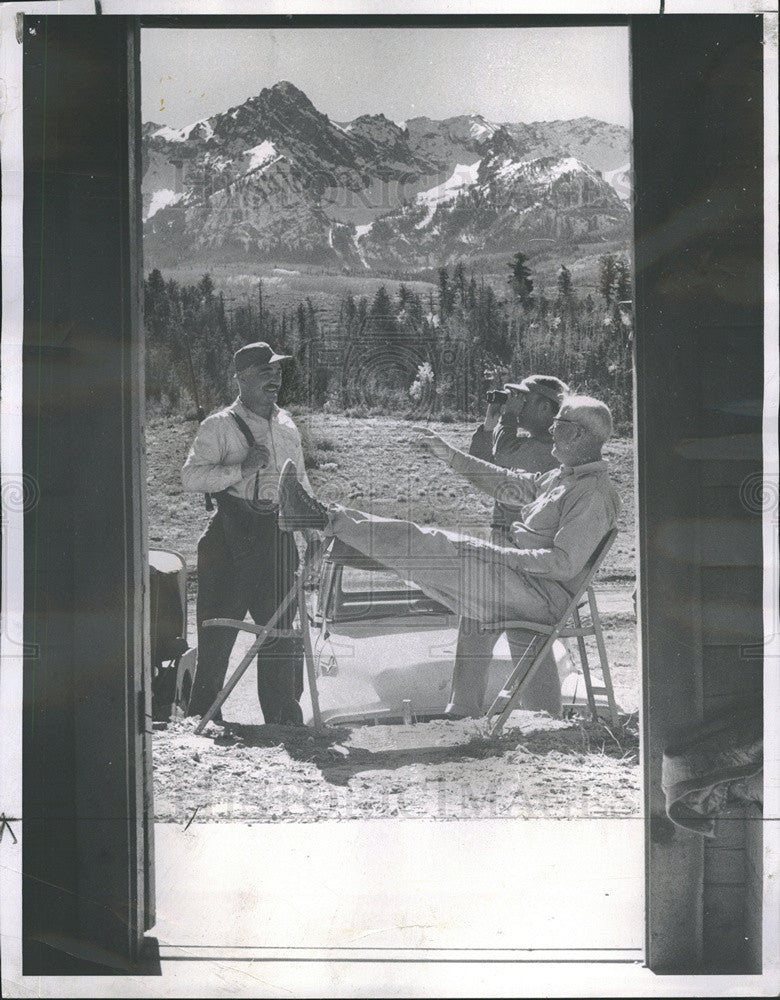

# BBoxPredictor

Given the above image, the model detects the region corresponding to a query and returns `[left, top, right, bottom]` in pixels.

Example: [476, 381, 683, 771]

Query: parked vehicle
[148, 542, 614, 725]
[301, 540, 610, 727]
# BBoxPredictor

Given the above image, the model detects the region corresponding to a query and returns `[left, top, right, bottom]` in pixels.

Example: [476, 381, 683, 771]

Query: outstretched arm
[414, 427, 537, 504]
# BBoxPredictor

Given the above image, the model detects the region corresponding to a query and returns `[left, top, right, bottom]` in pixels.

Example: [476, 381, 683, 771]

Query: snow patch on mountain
[244, 140, 279, 172]
[353, 223, 373, 269]
[413, 161, 480, 228]
[207, 156, 231, 174]
[146, 188, 183, 220]
[153, 119, 213, 143]
[602, 162, 632, 201]
[152, 123, 196, 143]
[495, 155, 583, 185]
[469, 117, 498, 141]
[416, 161, 480, 218]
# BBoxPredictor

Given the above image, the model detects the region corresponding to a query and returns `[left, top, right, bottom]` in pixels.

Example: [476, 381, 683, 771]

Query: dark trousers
[189, 497, 303, 724]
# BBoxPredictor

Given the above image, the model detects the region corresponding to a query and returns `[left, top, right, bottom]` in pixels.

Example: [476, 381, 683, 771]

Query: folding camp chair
[149, 548, 197, 720]
[483, 528, 620, 736]
[193, 540, 323, 734]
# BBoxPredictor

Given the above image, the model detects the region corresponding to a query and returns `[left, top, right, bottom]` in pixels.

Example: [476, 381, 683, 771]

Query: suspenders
[204, 409, 277, 510]
[229, 411, 261, 502]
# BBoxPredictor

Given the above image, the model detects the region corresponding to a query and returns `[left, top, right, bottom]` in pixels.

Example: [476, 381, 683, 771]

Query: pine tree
[369, 285, 396, 338]
[256, 281, 264, 340]
[144, 269, 171, 341]
[508, 252, 534, 304]
[400, 289, 424, 334]
[339, 292, 358, 338]
[305, 298, 318, 341]
[453, 261, 467, 308]
[598, 254, 618, 304]
[467, 276, 477, 311]
[438, 267, 453, 317]
[370, 284, 393, 321]
[614, 258, 632, 302]
[197, 273, 214, 303]
[557, 264, 573, 301]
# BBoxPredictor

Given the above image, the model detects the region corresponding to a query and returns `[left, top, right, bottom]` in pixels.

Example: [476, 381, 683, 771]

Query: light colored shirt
[181, 399, 312, 503]
[469, 416, 558, 528]
[449, 450, 621, 592]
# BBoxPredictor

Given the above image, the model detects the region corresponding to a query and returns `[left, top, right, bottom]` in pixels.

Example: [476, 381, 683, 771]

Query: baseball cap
[233, 342, 293, 372]
[504, 375, 569, 406]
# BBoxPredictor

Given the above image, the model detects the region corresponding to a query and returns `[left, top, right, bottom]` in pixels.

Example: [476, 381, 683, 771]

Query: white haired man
[276, 396, 620, 703]
[453, 374, 568, 718]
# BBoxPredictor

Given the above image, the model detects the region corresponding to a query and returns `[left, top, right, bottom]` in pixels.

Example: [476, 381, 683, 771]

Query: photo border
[2, 3, 777, 996]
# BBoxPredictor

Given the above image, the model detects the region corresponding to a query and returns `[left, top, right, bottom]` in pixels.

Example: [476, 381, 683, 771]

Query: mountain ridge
[142, 81, 631, 271]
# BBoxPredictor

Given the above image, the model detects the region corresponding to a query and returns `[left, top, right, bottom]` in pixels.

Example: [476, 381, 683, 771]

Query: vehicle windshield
[340, 566, 420, 595]
[327, 563, 451, 621]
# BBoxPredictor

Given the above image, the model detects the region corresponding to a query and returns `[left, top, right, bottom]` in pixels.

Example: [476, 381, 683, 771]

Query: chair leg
[573, 605, 599, 723]
[297, 560, 324, 734]
[588, 587, 620, 727]
[487, 633, 552, 737]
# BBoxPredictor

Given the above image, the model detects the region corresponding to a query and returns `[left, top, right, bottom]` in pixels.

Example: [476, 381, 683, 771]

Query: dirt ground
[148, 411, 639, 824]
[153, 712, 640, 824]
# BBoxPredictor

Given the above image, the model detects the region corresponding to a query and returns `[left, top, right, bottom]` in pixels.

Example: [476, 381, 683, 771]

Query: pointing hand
[412, 427, 452, 463]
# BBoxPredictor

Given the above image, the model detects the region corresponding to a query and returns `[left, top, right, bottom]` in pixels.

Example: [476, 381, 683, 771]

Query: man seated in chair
[276, 395, 621, 718]
[453, 374, 568, 718]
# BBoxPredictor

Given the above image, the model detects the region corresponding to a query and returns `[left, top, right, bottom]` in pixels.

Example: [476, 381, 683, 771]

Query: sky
[141, 26, 631, 129]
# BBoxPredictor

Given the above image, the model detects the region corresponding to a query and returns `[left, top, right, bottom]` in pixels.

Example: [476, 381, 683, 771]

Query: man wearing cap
[451, 375, 568, 718]
[181, 342, 314, 724]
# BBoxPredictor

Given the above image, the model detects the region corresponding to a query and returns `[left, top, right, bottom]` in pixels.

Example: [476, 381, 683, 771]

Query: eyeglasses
[551, 417, 581, 429]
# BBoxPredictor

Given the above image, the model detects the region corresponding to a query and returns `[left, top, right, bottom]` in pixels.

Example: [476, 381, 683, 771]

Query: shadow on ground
[211, 714, 639, 787]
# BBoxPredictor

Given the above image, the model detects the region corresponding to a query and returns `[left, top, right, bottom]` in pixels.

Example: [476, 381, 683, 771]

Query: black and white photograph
[142, 20, 638, 818]
[0, 3, 777, 997]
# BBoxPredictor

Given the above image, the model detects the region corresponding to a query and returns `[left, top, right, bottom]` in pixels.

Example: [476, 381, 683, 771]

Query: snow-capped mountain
[502, 117, 631, 177]
[142, 81, 631, 270]
[355, 154, 627, 270]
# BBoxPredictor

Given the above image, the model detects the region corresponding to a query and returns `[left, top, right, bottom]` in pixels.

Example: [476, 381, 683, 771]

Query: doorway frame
[2, 6, 772, 982]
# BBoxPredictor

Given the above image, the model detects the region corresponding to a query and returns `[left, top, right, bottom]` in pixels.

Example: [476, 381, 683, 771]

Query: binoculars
[486, 389, 509, 405]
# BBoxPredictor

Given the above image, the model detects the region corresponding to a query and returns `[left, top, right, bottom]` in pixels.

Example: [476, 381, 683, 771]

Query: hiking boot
[278, 459, 329, 532]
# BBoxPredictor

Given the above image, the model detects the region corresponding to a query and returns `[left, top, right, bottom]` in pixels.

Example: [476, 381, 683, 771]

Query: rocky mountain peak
[142, 82, 631, 270]
[258, 80, 316, 110]
[346, 113, 408, 147]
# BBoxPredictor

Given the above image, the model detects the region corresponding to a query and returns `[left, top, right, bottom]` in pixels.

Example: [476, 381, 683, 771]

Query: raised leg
[328, 506, 561, 627]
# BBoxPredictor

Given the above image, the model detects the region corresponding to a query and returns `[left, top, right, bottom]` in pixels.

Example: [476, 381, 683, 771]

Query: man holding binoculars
[446, 373, 569, 719]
